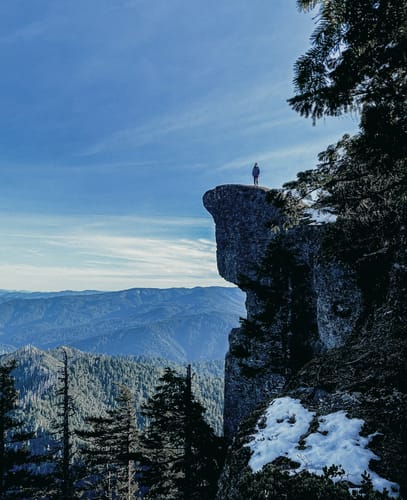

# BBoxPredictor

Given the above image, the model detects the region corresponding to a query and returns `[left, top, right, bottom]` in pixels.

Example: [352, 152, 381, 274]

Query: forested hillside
[0, 345, 224, 440]
[0, 346, 225, 498]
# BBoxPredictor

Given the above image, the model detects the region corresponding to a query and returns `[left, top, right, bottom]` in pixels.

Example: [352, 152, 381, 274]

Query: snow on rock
[246, 397, 315, 472]
[305, 207, 337, 225]
[245, 397, 399, 496]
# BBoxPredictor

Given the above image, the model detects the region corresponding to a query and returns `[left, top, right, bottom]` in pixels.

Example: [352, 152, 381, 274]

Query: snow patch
[305, 207, 337, 225]
[245, 397, 399, 496]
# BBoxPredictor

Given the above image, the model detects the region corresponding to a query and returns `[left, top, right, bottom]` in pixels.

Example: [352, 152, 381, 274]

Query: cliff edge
[203, 184, 406, 498]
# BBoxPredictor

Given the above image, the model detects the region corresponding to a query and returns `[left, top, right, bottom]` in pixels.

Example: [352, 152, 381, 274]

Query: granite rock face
[203, 184, 407, 498]
[203, 185, 282, 285]
[203, 185, 362, 439]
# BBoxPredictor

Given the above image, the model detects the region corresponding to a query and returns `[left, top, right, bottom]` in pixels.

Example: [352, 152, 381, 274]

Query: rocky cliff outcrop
[203, 185, 362, 439]
[203, 185, 406, 498]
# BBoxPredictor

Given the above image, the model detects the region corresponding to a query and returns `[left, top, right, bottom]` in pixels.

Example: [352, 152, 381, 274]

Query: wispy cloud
[0, 213, 212, 234]
[0, 234, 223, 291]
[82, 78, 289, 156]
[0, 159, 166, 173]
[216, 135, 350, 172]
[0, 213, 223, 291]
[0, 262, 226, 291]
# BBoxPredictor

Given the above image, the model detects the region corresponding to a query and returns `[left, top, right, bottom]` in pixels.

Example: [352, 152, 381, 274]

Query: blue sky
[0, 0, 358, 291]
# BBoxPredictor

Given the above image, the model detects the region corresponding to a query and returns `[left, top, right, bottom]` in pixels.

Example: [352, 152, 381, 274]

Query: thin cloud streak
[0, 214, 222, 291]
[82, 79, 289, 155]
[0, 159, 164, 173]
[45, 233, 216, 266]
[0, 263, 226, 291]
[0, 213, 213, 232]
[217, 135, 350, 172]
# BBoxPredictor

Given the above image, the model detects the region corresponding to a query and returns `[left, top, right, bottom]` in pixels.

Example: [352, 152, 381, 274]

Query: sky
[0, 0, 358, 291]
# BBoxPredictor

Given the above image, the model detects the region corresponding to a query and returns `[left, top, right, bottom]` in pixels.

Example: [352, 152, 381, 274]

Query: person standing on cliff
[252, 162, 260, 185]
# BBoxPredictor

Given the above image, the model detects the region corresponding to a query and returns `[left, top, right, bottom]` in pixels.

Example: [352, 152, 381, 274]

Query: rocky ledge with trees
[204, 0, 406, 498]
[0, 0, 405, 498]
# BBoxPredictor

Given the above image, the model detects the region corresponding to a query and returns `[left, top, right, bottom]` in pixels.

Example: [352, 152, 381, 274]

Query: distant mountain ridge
[0, 286, 245, 361]
[0, 289, 101, 303]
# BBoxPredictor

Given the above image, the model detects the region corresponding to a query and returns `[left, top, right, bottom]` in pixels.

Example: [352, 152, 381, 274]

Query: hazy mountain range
[0, 287, 245, 362]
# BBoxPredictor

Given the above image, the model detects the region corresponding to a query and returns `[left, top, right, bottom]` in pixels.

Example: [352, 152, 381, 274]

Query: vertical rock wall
[203, 185, 362, 439]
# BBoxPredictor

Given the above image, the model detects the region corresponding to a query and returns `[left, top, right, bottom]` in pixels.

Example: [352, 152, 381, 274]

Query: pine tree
[279, 0, 406, 304]
[288, 0, 406, 121]
[51, 348, 78, 499]
[0, 360, 36, 499]
[141, 366, 224, 500]
[77, 384, 140, 499]
[109, 385, 140, 500]
[141, 368, 183, 499]
[76, 414, 116, 499]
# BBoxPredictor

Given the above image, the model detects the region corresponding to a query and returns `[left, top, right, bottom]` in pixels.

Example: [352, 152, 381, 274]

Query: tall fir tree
[277, 0, 406, 305]
[76, 414, 116, 499]
[77, 384, 140, 499]
[288, 0, 406, 121]
[141, 366, 224, 500]
[108, 384, 140, 500]
[50, 349, 78, 499]
[0, 360, 36, 499]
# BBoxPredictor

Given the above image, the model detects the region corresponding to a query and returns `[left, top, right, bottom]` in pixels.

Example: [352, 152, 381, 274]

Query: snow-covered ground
[245, 397, 399, 497]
